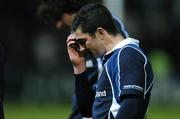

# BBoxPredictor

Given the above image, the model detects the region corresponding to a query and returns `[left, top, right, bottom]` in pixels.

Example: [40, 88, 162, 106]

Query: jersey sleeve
[115, 94, 144, 119]
[119, 47, 146, 97]
[75, 71, 95, 117]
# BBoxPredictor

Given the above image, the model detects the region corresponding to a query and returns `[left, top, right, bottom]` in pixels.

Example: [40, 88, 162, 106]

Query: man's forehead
[74, 28, 86, 38]
[75, 28, 82, 34]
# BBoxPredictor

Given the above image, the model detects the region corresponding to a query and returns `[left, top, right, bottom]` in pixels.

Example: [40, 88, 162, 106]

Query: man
[37, 0, 102, 28]
[37, 0, 129, 118]
[67, 3, 154, 119]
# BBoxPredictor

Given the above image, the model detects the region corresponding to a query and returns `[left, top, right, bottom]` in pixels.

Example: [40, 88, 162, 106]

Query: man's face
[74, 28, 105, 58]
[55, 13, 76, 29]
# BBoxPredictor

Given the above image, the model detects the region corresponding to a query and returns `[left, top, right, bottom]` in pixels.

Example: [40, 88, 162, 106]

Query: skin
[67, 27, 124, 74]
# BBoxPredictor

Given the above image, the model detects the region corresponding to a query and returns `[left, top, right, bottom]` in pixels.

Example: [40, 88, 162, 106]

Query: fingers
[66, 34, 86, 57]
[67, 34, 76, 47]
[67, 34, 76, 43]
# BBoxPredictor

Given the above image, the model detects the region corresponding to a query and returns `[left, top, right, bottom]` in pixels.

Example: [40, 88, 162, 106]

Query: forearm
[75, 71, 95, 117]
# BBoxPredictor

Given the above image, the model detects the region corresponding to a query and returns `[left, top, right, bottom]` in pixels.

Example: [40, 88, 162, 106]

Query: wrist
[73, 63, 86, 74]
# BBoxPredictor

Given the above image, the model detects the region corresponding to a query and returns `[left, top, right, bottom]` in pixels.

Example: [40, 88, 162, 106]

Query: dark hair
[37, 0, 102, 23]
[71, 3, 119, 36]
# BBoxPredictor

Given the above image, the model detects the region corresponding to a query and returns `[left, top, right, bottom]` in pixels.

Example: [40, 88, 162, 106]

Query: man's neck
[105, 34, 124, 53]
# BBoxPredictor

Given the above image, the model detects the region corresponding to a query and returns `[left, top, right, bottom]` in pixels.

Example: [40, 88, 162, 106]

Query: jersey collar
[105, 38, 139, 56]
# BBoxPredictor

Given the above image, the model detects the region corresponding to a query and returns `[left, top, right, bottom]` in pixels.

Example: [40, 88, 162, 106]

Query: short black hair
[37, 0, 102, 24]
[71, 3, 119, 36]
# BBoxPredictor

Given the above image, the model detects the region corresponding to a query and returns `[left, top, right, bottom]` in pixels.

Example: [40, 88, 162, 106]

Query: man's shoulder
[116, 45, 146, 60]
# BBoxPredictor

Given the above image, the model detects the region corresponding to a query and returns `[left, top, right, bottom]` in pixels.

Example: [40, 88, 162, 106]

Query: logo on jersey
[95, 90, 107, 97]
[123, 85, 143, 92]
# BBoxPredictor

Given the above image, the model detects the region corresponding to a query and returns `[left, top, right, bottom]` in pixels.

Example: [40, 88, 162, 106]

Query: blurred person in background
[37, 0, 128, 118]
[0, 34, 6, 119]
[67, 3, 154, 118]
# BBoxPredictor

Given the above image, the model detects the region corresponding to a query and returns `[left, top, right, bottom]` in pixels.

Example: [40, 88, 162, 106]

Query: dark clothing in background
[0, 35, 6, 119]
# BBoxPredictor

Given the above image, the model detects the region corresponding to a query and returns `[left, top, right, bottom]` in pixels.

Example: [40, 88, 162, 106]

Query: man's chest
[95, 67, 112, 98]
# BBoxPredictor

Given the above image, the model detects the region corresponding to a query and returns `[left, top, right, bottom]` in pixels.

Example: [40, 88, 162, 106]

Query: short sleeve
[119, 47, 146, 97]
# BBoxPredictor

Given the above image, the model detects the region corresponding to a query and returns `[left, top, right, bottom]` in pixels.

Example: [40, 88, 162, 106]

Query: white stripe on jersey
[105, 63, 121, 118]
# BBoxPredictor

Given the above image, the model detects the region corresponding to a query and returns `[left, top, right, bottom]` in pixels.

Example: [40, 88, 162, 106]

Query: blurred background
[0, 0, 180, 118]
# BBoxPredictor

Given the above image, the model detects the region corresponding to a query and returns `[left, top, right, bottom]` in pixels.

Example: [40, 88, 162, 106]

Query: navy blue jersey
[93, 38, 153, 118]
[69, 17, 129, 119]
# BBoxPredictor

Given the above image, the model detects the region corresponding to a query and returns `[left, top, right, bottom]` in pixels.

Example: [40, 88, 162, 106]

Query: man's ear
[95, 27, 105, 40]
